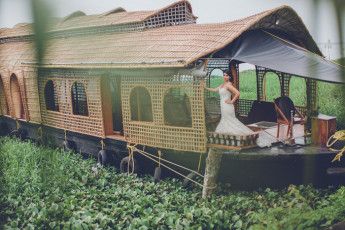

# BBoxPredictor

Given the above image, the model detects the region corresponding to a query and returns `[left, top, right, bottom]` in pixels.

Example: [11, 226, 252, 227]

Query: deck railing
[206, 132, 259, 150]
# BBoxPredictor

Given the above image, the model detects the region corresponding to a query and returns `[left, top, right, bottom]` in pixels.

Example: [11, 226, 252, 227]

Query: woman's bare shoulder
[226, 82, 233, 87]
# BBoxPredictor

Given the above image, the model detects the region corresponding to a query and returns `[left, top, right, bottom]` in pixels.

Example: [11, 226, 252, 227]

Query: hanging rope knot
[327, 130, 345, 162]
[332, 148, 345, 162]
[100, 139, 105, 150]
[158, 150, 162, 167]
[37, 126, 43, 139]
[64, 130, 67, 142]
[15, 119, 20, 130]
[126, 144, 136, 174]
[197, 152, 203, 173]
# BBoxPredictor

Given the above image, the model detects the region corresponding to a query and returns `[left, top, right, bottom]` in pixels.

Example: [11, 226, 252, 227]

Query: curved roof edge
[185, 5, 323, 66]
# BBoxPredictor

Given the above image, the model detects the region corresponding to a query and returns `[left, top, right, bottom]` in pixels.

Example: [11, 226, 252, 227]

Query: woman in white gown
[203, 70, 273, 148]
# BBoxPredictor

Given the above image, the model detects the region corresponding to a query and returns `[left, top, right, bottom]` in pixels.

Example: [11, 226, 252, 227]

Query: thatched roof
[0, 2, 322, 70]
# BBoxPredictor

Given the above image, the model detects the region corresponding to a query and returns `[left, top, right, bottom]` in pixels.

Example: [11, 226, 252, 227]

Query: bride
[203, 70, 273, 147]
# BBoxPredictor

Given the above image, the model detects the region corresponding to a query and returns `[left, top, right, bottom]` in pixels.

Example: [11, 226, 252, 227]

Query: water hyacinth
[0, 138, 345, 229]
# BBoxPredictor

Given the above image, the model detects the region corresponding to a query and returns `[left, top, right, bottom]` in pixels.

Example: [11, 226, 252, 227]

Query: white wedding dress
[215, 87, 273, 148]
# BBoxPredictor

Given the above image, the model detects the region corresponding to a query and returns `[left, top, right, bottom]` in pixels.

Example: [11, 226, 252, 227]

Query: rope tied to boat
[100, 139, 105, 150]
[126, 144, 215, 189]
[327, 130, 345, 162]
[15, 119, 20, 130]
[157, 150, 162, 167]
[126, 144, 136, 175]
[64, 129, 67, 142]
[37, 126, 43, 140]
[197, 152, 203, 173]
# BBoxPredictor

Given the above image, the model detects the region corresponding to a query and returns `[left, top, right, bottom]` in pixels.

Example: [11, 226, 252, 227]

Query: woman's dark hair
[224, 69, 234, 83]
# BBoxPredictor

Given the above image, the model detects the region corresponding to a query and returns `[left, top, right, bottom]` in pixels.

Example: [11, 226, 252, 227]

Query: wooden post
[202, 147, 223, 198]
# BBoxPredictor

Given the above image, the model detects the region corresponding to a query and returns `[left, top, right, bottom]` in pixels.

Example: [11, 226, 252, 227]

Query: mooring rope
[126, 144, 215, 189]
[15, 119, 20, 130]
[100, 139, 105, 150]
[327, 130, 345, 162]
[64, 129, 67, 142]
[126, 144, 136, 175]
[37, 126, 43, 140]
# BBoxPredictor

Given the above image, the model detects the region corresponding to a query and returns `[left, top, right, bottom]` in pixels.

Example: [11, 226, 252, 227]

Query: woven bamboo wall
[0, 70, 14, 118]
[23, 68, 41, 123]
[39, 72, 104, 137]
[121, 74, 206, 153]
[0, 70, 29, 120]
[0, 75, 8, 116]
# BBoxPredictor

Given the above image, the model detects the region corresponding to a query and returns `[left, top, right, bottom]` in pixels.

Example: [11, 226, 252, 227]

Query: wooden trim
[101, 78, 113, 136]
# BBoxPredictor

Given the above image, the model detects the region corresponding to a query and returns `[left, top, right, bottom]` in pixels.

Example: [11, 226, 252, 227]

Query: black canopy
[223, 30, 345, 84]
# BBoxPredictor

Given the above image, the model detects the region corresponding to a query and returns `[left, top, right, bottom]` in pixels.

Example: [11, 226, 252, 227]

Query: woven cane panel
[280, 73, 291, 96]
[39, 74, 104, 137]
[238, 99, 255, 117]
[306, 79, 318, 115]
[23, 69, 41, 123]
[144, 1, 196, 29]
[3, 72, 28, 120]
[0, 76, 9, 115]
[0, 72, 13, 117]
[121, 75, 206, 153]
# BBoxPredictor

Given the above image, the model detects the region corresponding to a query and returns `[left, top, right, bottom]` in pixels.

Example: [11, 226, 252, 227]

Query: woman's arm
[201, 80, 219, 92]
[225, 83, 240, 104]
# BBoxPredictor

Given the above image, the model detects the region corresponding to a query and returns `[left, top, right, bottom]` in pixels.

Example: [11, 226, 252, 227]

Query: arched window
[71, 82, 88, 116]
[209, 68, 223, 97]
[130, 87, 153, 122]
[10, 74, 24, 119]
[289, 77, 307, 106]
[0, 77, 9, 115]
[263, 72, 280, 101]
[239, 64, 257, 100]
[164, 87, 192, 127]
[44, 80, 59, 111]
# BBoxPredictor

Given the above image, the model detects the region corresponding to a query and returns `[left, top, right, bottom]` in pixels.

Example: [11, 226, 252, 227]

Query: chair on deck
[274, 96, 306, 139]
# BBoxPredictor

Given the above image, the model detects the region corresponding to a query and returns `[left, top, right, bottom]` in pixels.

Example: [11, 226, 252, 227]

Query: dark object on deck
[247, 100, 277, 123]
[274, 96, 305, 138]
[274, 96, 296, 120]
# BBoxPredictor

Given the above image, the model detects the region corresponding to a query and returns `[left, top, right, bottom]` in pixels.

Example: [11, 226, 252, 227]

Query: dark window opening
[44, 80, 59, 111]
[130, 87, 153, 122]
[71, 82, 88, 116]
[164, 88, 192, 127]
[110, 78, 123, 133]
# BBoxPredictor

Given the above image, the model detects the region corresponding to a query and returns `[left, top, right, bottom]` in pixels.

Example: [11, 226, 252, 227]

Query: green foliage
[1, 138, 345, 229]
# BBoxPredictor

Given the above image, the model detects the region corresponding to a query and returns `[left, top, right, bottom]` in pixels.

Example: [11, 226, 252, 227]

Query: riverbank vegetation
[1, 138, 345, 229]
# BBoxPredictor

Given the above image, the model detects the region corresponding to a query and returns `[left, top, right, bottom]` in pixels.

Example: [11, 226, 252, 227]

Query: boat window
[44, 80, 59, 111]
[130, 86, 153, 122]
[239, 64, 257, 100]
[71, 82, 88, 116]
[209, 68, 223, 98]
[10, 74, 25, 119]
[289, 77, 307, 106]
[164, 87, 192, 127]
[0, 76, 9, 115]
[263, 72, 281, 101]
